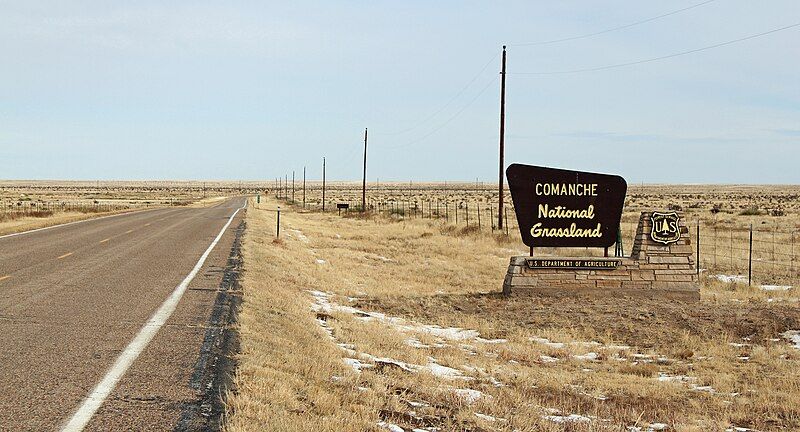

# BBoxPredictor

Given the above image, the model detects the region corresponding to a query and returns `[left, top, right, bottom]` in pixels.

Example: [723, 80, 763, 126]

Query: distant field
[274, 183, 800, 286]
[227, 190, 800, 432]
[0, 180, 248, 235]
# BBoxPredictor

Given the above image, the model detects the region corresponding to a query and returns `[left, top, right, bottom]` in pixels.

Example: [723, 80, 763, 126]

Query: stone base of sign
[502, 211, 699, 300]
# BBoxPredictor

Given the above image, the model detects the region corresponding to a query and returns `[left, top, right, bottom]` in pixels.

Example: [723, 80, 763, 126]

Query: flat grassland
[227, 185, 800, 432]
[0, 180, 247, 235]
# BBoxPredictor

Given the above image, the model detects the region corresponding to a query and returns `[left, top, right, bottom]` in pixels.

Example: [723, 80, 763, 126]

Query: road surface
[0, 197, 247, 431]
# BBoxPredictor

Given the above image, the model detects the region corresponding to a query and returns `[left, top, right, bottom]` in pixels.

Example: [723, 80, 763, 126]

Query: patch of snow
[605, 344, 632, 351]
[783, 330, 800, 350]
[657, 373, 696, 384]
[693, 385, 716, 393]
[573, 352, 599, 361]
[529, 336, 566, 349]
[474, 413, 500, 422]
[628, 424, 669, 432]
[453, 388, 484, 404]
[377, 421, 404, 432]
[343, 358, 371, 372]
[539, 355, 560, 363]
[374, 357, 417, 373]
[543, 413, 591, 423]
[289, 229, 309, 243]
[475, 337, 507, 344]
[425, 362, 468, 380]
[714, 274, 747, 284]
[421, 325, 480, 341]
[406, 338, 431, 349]
[761, 285, 792, 291]
[315, 259, 327, 264]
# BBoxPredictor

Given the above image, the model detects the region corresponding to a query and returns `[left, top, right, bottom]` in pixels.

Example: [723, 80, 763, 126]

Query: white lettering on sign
[535, 183, 598, 196]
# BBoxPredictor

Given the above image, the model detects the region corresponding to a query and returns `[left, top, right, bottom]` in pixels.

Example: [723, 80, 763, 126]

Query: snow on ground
[309, 290, 497, 345]
[783, 330, 800, 350]
[474, 412, 502, 422]
[714, 274, 748, 284]
[288, 228, 309, 243]
[712, 274, 793, 291]
[543, 413, 591, 424]
[377, 422, 404, 432]
[628, 423, 668, 432]
[453, 388, 485, 404]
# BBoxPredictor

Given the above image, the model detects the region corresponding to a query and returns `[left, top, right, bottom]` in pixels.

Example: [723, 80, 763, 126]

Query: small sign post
[276, 206, 280, 239]
[337, 203, 349, 216]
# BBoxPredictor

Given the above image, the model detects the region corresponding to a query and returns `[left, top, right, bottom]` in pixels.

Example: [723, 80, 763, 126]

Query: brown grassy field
[273, 183, 800, 286]
[225, 185, 800, 432]
[0, 180, 248, 235]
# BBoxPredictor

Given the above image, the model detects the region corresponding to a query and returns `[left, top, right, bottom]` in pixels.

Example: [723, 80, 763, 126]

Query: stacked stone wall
[503, 211, 699, 300]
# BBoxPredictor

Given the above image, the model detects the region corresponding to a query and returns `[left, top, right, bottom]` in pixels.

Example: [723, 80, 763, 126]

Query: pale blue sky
[1, 1, 798, 183]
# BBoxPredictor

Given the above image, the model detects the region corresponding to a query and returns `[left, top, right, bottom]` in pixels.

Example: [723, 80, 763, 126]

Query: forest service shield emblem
[650, 211, 681, 244]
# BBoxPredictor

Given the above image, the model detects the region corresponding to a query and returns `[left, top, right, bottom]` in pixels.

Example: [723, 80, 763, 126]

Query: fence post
[504, 208, 509, 236]
[773, 225, 776, 275]
[792, 230, 796, 275]
[696, 222, 700, 276]
[730, 229, 734, 274]
[466, 202, 470, 226]
[477, 202, 481, 230]
[713, 225, 717, 269]
[445, 201, 449, 222]
[748, 224, 753, 286]
[276, 207, 281, 239]
[455, 205, 458, 224]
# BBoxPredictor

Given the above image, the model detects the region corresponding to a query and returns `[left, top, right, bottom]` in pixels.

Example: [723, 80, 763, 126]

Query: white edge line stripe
[0, 208, 164, 241]
[59, 199, 246, 432]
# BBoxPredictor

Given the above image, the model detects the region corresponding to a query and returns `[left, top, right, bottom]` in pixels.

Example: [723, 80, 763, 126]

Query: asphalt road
[0, 197, 247, 431]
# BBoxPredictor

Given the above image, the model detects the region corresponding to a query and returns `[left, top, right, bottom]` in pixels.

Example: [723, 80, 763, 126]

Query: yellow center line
[99, 238, 110, 244]
[0, 275, 10, 282]
[57, 252, 74, 259]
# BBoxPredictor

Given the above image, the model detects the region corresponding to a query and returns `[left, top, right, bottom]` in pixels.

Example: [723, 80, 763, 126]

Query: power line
[384, 75, 498, 150]
[511, 0, 717, 47]
[511, 21, 800, 75]
[374, 52, 499, 136]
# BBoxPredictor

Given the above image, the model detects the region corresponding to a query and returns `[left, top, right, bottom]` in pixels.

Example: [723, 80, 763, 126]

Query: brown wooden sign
[506, 164, 627, 248]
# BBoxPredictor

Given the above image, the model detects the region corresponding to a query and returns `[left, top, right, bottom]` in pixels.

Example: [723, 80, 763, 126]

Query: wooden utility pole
[322, 157, 326, 211]
[362, 128, 368, 212]
[303, 166, 306, 208]
[498, 45, 507, 229]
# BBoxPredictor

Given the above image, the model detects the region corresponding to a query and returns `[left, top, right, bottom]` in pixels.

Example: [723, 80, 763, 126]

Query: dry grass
[0, 181, 241, 235]
[227, 195, 800, 432]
